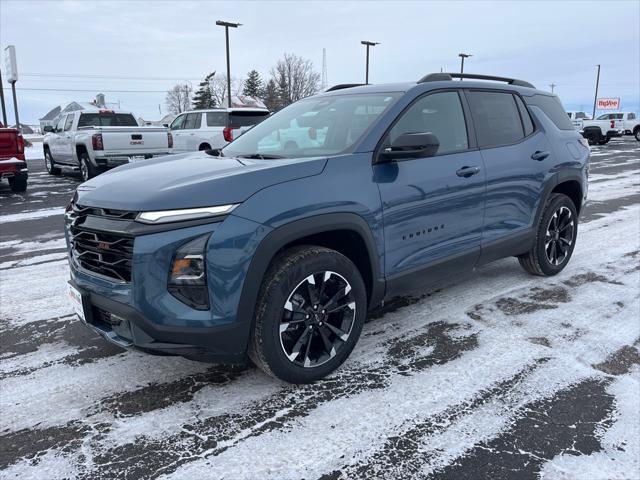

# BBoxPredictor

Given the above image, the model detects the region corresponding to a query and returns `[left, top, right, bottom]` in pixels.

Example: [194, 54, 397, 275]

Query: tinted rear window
[524, 95, 574, 130]
[78, 113, 138, 127]
[206, 112, 228, 127]
[467, 91, 524, 148]
[229, 111, 269, 127]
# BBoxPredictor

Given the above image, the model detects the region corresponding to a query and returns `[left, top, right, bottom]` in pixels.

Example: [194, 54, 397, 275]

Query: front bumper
[66, 213, 269, 363]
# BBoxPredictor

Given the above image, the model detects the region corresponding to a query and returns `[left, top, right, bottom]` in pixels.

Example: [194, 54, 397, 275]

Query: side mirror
[43, 125, 54, 133]
[380, 132, 439, 161]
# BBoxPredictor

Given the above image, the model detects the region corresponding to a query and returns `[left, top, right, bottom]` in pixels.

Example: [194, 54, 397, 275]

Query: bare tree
[165, 82, 193, 114]
[270, 53, 320, 109]
[208, 73, 245, 107]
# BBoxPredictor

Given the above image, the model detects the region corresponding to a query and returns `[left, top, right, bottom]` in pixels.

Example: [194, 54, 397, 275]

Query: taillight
[223, 126, 239, 142]
[610, 120, 615, 129]
[16, 134, 25, 154]
[167, 132, 173, 148]
[92, 133, 104, 150]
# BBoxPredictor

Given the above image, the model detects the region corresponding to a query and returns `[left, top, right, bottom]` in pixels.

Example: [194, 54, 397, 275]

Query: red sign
[597, 98, 620, 110]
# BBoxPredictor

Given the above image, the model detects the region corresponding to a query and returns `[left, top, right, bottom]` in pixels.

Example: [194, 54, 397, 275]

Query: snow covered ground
[0, 138, 639, 479]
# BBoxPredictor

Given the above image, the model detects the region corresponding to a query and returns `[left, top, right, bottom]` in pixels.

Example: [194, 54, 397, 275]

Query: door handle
[456, 166, 480, 178]
[531, 150, 550, 161]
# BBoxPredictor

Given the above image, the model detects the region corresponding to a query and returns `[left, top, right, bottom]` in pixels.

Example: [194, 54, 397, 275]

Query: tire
[198, 143, 211, 151]
[597, 137, 610, 145]
[79, 153, 97, 182]
[634, 128, 640, 142]
[248, 246, 367, 384]
[44, 149, 61, 175]
[8, 176, 27, 192]
[518, 193, 578, 276]
[585, 131, 600, 146]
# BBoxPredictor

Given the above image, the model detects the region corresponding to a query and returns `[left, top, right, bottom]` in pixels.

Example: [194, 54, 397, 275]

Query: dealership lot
[1, 138, 639, 479]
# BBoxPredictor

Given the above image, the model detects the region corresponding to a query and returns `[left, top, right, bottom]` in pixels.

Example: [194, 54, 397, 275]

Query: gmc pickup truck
[43, 110, 172, 181]
[0, 122, 27, 192]
[580, 111, 640, 145]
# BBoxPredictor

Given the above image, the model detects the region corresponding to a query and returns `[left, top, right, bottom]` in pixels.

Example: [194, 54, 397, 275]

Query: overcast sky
[1, 0, 638, 125]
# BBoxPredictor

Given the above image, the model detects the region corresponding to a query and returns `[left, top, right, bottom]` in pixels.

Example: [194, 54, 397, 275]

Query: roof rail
[325, 83, 365, 92]
[417, 72, 535, 89]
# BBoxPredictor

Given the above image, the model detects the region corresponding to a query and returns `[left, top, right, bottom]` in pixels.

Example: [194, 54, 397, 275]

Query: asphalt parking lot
[1, 138, 639, 480]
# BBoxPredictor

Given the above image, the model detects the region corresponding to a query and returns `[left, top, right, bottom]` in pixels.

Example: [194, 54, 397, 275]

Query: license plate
[129, 155, 145, 162]
[68, 283, 85, 321]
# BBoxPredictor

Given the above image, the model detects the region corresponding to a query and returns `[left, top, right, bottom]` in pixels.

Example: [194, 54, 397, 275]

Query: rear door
[375, 90, 485, 291]
[465, 90, 552, 260]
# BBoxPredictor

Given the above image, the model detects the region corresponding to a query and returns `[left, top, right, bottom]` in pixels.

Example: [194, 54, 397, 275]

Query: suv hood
[76, 151, 327, 211]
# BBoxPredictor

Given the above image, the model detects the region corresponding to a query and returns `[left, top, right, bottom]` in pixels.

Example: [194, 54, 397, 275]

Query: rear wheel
[585, 130, 600, 146]
[634, 128, 640, 142]
[8, 176, 27, 192]
[518, 193, 578, 276]
[44, 149, 61, 175]
[597, 137, 610, 145]
[79, 153, 97, 182]
[249, 246, 367, 384]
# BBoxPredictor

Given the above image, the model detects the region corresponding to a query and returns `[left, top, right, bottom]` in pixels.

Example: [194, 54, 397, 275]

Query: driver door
[373, 90, 486, 293]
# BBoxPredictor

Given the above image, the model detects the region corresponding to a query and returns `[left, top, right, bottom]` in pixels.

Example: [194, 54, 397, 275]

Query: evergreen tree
[262, 79, 280, 112]
[242, 70, 263, 98]
[192, 72, 216, 109]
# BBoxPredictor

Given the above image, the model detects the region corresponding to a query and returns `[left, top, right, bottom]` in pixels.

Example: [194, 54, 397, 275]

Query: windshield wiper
[237, 153, 287, 160]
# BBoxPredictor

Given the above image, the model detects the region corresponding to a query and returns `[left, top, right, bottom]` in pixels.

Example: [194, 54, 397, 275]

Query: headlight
[168, 234, 210, 310]
[136, 204, 238, 224]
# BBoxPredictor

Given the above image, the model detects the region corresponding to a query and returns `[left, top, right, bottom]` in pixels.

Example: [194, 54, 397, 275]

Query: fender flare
[235, 212, 384, 335]
[533, 171, 585, 227]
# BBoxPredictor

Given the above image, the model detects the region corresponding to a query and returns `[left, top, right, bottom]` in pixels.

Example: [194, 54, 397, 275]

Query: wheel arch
[236, 213, 384, 337]
[199, 143, 211, 151]
[534, 173, 584, 228]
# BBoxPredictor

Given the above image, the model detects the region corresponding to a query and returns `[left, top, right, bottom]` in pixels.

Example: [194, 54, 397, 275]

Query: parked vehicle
[0, 122, 27, 192]
[566, 111, 590, 130]
[170, 108, 270, 152]
[65, 73, 589, 383]
[43, 109, 172, 181]
[580, 111, 640, 144]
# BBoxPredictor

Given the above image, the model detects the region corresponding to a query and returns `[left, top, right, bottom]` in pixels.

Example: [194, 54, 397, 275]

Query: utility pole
[321, 48, 328, 90]
[361, 41, 379, 84]
[458, 53, 472, 79]
[549, 83, 556, 93]
[592, 64, 601, 120]
[216, 20, 241, 107]
[0, 68, 7, 126]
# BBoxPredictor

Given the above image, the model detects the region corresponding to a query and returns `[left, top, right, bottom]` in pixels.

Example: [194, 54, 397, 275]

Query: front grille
[68, 204, 136, 282]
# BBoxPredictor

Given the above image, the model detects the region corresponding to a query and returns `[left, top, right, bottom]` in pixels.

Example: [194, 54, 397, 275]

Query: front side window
[387, 91, 468, 155]
[597, 114, 612, 120]
[64, 114, 75, 131]
[222, 92, 401, 159]
[628, 113, 636, 120]
[55, 116, 66, 132]
[467, 91, 524, 148]
[170, 114, 186, 130]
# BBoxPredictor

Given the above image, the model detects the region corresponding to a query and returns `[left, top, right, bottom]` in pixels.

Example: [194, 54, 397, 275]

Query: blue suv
[65, 73, 589, 383]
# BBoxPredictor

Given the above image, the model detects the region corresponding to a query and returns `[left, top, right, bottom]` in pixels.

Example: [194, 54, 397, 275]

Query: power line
[2, 87, 168, 93]
[20, 72, 203, 81]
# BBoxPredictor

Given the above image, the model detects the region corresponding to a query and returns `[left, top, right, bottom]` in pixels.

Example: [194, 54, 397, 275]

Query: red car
[0, 122, 27, 192]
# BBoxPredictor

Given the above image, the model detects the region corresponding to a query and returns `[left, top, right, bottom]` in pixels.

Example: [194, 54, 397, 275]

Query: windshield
[222, 92, 401, 159]
[78, 113, 138, 127]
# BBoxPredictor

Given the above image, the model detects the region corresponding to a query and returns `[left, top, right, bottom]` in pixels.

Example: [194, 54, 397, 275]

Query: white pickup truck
[580, 111, 640, 145]
[43, 109, 172, 181]
[566, 111, 590, 130]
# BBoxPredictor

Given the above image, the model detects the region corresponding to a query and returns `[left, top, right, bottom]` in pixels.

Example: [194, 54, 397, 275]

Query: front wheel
[249, 246, 367, 384]
[518, 193, 578, 276]
[597, 137, 610, 145]
[44, 149, 61, 175]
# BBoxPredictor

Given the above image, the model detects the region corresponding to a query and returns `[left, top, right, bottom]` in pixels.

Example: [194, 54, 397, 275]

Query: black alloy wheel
[280, 271, 356, 368]
[544, 205, 574, 266]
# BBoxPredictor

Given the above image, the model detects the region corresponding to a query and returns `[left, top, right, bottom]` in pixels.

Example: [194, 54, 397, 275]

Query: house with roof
[39, 95, 119, 131]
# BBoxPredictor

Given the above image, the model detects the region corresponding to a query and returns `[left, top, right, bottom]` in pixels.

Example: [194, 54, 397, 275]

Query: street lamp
[458, 53, 472, 79]
[216, 20, 241, 107]
[361, 41, 379, 84]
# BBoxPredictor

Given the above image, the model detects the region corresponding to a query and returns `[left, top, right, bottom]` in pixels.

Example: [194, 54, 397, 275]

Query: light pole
[361, 41, 379, 84]
[592, 64, 601, 120]
[458, 53, 472, 79]
[549, 83, 556, 93]
[216, 20, 241, 107]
